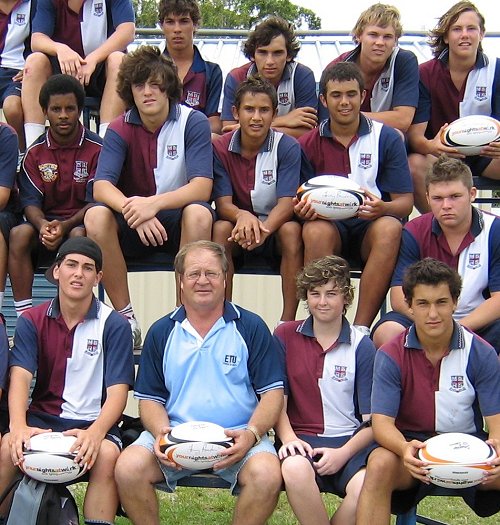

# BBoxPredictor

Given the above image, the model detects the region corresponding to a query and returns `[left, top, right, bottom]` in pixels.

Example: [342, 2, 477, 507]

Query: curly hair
[234, 75, 278, 110]
[158, 0, 201, 26]
[116, 46, 182, 108]
[402, 258, 462, 306]
[39, 74, 85, 112]
[296, 255, 354, 313]
[428, 2, 485, 57]
[352, 3, 403, 42]
[243, 16, 300, 60]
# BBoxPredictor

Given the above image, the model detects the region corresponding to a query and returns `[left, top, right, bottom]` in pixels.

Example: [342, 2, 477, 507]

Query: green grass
[70, 483, 498, 524]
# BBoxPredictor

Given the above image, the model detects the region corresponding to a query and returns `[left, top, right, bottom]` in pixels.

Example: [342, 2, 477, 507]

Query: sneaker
[354, 325, 371, 337]
[129, 317, 142, 349]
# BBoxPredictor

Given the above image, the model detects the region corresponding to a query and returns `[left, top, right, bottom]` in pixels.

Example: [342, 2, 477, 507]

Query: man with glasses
[115, 240, 284, 525]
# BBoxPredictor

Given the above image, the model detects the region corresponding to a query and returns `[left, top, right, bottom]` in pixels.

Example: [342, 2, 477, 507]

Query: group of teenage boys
[0, 0, 499, 524]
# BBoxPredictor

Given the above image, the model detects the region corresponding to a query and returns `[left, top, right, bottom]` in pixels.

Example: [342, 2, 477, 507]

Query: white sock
[0, 291, 4, 311]
[24, 123, 45, 148]
[118, 303, 135, 320]
[98, 123, 109, 138]
[14, 299, 33, 317]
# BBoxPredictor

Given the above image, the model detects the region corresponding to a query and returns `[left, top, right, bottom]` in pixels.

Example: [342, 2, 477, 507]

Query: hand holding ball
[440, 115, 500, 156]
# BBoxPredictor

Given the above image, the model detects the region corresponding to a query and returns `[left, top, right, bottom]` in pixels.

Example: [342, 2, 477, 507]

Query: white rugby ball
[441, 115, 500, 156]
[296, 175, 365, 220]
[159, 421, 233, 470]
[418, 433, 496, 489]
[22, 432, 87, 483]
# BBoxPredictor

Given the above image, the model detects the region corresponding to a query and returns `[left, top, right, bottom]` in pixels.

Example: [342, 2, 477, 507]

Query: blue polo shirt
[135, 301, 284, 429]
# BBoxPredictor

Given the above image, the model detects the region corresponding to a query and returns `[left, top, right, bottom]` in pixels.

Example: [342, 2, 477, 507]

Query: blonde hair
[352, 3, 403, 42]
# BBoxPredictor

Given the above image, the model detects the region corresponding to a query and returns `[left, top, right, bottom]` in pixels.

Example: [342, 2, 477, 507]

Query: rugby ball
[441, 115, 500, 156]
[159, 421, 233, 470]
[22, 432, 87, 483]
[418, 433, 496, 489]
[296, 175, 365, 220]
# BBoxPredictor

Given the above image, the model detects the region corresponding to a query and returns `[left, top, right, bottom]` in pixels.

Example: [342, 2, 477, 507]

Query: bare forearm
[247, 389, 284, 436]
[88, 384, 128, 437]
[139, 400, 170, 439]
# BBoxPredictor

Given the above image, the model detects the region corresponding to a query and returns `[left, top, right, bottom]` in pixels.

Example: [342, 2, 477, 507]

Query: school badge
[333, 365, 347, 382]
[15, 14, 26, 25]
[278, 92, 290, 106]
[166, 145, 179, 160]
[73, 161, 89, 183]
[467, 253, 481, 269]
[85, 339, 99, 357]
[39, 163, 58, 182]
[358, 153, 372, 169]
[185, 91, 200, 107]
[93, 2, 104, 16]
[450, 375, 465, 393]
[262, 170, 275, 185]
[380, 77, 390, 91]
[475, 86, 487, 101]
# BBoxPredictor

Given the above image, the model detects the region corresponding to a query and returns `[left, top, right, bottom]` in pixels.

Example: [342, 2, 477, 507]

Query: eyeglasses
[183, 270, 222, 281]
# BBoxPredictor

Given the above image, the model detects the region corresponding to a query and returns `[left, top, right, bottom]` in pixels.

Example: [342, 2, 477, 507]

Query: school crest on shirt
[166, 145, 179, 160]
[39, 163, 58, 182]
[467, 253, 481, 269]
[380, 77, 390, 91]
[358, 153, 372, 169]
[278, 92, 290, 106]
[85, 339, 99, 357]
[73, 161, 89, 182]
[450, 375, 466, 393]
[15, 14, 26, 25]
[185, 90, 201, 107]
[475, 86, 487, 101]
[93, 2, 104, 16]
[261, 170, 275, 185]
[333, 365, 348, 382]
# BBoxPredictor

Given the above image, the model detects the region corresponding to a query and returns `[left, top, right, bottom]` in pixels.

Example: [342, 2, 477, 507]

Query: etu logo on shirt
[223, 354, 238, 366]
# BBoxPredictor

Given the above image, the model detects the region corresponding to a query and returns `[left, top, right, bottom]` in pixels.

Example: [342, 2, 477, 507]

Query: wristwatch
[245, 425, 261, 446]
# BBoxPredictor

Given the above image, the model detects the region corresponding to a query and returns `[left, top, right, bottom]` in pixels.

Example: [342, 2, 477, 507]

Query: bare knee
[281, 455, 313, 485]
[181, 204, 213, 239]
[23, 52, 51, 79]
[372, 321, 405, 348]
[238, 453, 282, 496]
[115, 445, 162, 489]
[84, 206, 116, 238]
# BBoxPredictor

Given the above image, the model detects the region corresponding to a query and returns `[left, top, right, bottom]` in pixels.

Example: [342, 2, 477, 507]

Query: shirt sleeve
[392, 50, 419, 109]
[109, 0, 135, 27]
[103, 311, 135, 388]
[0, 319, 8, 392]
[32, 0, 55, 36]
[10, 315, 39, 375]
[18, 151, 44, 210]
[293, 64, 318, 109]
[221, 71, 239, 121]
[371, 348, 402, 418]
[0, 125, 18, 191]
[487, 218, 500, 292]
[377, 126, 413, 195]
[204, 62, 223, 118]
[391, 227, 421, 286]
[276, 136, 301, 198]
[184, 110, 213, 180]
[212, 148, 233, 200]
[94, 127, 128, 185]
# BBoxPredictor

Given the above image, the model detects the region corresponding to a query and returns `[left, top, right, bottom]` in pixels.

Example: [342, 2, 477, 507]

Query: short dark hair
[39, 74, 85, 112]
[174, 240, 228, 275]
[296, 255, 354, 313]
[429, 1, 485, 57]
[402, 258, 462, 306]
[117, 46, 182, 108]
[320, 61, 365, 98]
[425, 155, 474, 191]
[243, 16, 300, 60]
[158, 0, 201, 26]
[234, 76, 278, 111]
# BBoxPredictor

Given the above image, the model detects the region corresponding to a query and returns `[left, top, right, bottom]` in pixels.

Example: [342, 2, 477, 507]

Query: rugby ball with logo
[418, 433, 496, 489]
[21, 432, 87, 483]
[441, 115, 500, 156]
[296, 175, 365, 220]
[159, 421, 233, 470]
